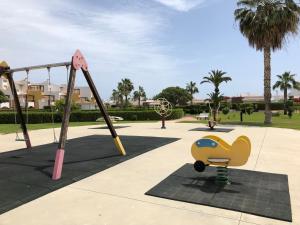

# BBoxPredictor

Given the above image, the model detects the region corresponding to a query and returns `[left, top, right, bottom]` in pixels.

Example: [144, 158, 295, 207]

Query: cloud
[0, 0, 180, 99]
[153, 0, 206, 11]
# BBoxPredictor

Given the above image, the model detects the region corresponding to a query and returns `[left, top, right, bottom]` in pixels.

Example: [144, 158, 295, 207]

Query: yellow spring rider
[191, 135, 251, 184]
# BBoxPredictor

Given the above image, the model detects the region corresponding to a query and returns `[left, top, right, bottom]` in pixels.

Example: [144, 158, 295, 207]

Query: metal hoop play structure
[0, 49, 126, 180]
[154, 98, 173, 129]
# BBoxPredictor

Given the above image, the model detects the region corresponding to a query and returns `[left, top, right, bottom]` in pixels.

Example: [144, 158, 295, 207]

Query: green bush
[222, 107, 230, 115]
[245, 106, 254, 115]
[231, 103, 239, 110]
[255, 102, 284, 110]
[0, 112, 62, 124]
[238, 103, 254, 115]
[0, 109, 184, 124]
[181, 104, 209, 115]
[288, 108, 293, 118]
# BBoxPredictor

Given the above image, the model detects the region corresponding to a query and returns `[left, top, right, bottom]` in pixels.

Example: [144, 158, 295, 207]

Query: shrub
[54, 99, 80, 112]
[0, 112, 62, 124]
[231, 103, 239, 110]
[287, 107, 294, 118]
[0, 109, 184, 124]
[255, 102, 284, 110]
[238, 103, 254, 115]
[181, 104, 208, 115]
[245, 106, 254, 115]
[222, 107, 230, 115]
[131, 114, 138, 121]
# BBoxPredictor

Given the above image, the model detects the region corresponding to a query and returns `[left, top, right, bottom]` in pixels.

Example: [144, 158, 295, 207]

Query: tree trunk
[264, 47, 272, 124]
[284, 88, 287, 115]
[213, 108, 217, 122]
[120, 96, 124, 108]
[138, 97, 141, 108]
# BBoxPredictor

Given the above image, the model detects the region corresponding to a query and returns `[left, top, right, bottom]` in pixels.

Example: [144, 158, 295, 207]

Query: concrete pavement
[0, 121, 299, 225]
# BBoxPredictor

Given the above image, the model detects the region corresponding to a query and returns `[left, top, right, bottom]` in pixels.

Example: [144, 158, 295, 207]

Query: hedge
[180, 105, 209, 115]
[181, 103, 231, 115]
[0, 109, 184, 124]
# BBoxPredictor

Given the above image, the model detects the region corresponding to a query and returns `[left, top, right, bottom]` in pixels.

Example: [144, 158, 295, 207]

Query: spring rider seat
[191, 135, 251, 185]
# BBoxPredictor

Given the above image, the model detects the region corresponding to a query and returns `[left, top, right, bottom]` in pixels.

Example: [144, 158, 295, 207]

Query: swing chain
[66, 65, 70, 84]
[25, 69, 29, 124]
[11, 72, 21, 140]
[12, 71, 28, 142]
[47, 67, 58, 143]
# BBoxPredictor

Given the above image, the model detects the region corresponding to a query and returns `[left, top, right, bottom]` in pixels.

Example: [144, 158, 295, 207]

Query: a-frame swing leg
[7, 73, 32, 149]
[52, 50, 126, 180]
[81, 69, 126, 156]
[52, 61, 77, 180]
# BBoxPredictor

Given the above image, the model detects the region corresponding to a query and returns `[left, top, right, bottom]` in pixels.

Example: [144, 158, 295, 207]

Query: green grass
[180, 111, 300, 130]
[0, 120, 154, 134]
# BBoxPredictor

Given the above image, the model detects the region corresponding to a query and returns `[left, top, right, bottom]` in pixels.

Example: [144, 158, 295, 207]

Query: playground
[0, 50, 298, 225]
[0, 121, 299, 225]
[1, 0, 300, 223]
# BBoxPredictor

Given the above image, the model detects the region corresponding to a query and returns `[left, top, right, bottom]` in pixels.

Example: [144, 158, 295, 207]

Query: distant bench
[196, 113, 209, 120]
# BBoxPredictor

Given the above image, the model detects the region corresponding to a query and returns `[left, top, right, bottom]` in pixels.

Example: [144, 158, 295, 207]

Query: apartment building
[0, 77, 95, 109]
[0, 77, 31, 108]
[0, 77, 10, 108]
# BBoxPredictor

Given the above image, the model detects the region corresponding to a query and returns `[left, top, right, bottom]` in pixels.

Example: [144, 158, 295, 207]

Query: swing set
[11, 64, 68, 143]
[0, 50, 126, 180]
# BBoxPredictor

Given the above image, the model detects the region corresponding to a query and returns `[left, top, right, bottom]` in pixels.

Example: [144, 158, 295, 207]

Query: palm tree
[111, 89, 123, 107]
[118, 78, 134, 107]
[201, 70, 232, 121]
[273, 72, 300, 114]
[133, 86, 146, 107]
[235, 0, 300, 124]
[186, 81, 199, 105]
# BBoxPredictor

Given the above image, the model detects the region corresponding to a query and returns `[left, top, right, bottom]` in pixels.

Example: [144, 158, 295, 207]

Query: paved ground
[0, 121, 299, 225]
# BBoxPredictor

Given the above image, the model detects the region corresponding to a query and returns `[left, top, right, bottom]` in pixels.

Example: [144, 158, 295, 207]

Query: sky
[1, 0, 300, 100]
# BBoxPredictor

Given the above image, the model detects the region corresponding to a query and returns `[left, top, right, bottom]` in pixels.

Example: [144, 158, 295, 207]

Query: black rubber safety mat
[189, 127, 234, 133]
[0, 135, 179, 215]
[146, 164, 292, 222]
[89, 126, 130, 129]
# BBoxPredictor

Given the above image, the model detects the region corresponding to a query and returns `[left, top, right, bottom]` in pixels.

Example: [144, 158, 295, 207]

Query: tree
[154, 86, 192, 106]
[186, 81, 199, 105]
[273, 71, 300, 114]
[239, 103, 254, 122]
[0, 90, 8, 103]
[118, 78, 134, 107]
[133, 86, 146, 107]
[111, 89, 123, 107]
[54, 99, 80, 113]
[201, 70, 232, 121]
[235, 0, 300, 124]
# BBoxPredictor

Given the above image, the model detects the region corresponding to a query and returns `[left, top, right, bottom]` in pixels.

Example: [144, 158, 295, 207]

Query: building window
[74, 89, 80, 95]
[29, 85, 44, 92]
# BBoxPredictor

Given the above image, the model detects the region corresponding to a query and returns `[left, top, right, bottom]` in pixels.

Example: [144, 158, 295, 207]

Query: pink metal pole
[52, 149, 65, 180]
[52, 50, 86, 180]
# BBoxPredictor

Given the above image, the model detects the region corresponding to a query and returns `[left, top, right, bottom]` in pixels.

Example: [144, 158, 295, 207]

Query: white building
[0, 77, 29, 108]
[0, 77, 95, 109]
[289, 89, 300, 98]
